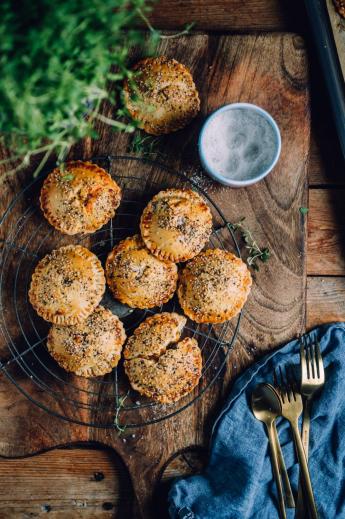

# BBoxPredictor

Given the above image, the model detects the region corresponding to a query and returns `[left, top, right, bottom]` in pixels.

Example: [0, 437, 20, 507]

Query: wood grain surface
[307, 277, 345, 329]
[147, 0, 293, 31]
[308, 189, 345, 275]
[0, 32, 310, 518]
[0, 446, 208, 518]
[1, 0, 345, 514]
[0, 448, 132, 518]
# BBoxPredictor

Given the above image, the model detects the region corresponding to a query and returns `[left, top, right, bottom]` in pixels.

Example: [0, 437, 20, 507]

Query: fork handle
[296, 398, 312, 517]
[267, 423, 287, 519]
[290, 419, 318, 519]
[273, 423, 295, 508]
[302, 398, 312, 460]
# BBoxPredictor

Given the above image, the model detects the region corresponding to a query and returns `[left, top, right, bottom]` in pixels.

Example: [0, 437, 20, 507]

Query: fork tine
[311, 342, 318, 379]
[305, 341, 311, 379]
[274, 368, 284, 401]
[316, 341, 325, 381]
[314, 343, 320, 378]
[286, 365, 297, 401]
[300, 337, 308, 383]
[281, 365, 293, 402]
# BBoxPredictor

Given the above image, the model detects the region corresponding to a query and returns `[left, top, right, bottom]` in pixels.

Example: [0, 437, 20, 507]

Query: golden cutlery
[251, 384, 287, 519]
[296, 338, 325, 517]
[263, 384, 295, 509]
[274, 366, 319, 519]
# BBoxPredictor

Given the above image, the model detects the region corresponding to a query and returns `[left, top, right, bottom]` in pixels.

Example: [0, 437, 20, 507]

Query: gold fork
[274, 366, 319, 519]
[296, 338, 325, 517]
[300, 338, 325, 460]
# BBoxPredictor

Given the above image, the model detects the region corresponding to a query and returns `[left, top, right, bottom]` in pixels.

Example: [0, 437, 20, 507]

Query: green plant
[0, 0, 150, 176]
[229, 218, 270, 271]
[114, 391, 130, 433]
[136, 8, 195, 43]
[129, 132, 160, 155]
[299, 206, 309, 215]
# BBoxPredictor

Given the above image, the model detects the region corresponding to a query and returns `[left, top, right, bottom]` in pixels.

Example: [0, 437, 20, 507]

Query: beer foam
[202, 108, 279, 181]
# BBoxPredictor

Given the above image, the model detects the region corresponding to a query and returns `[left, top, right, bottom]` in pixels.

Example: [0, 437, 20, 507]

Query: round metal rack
[0, 156, 241, 429]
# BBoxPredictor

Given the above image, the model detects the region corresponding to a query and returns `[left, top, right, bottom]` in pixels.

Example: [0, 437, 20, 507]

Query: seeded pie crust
[29, 245, 105, 325]
[105, 235, 177, 309]
[124, 312, 202, 403]
[123, 56, 200, 135]
[140, 189, 212, 263]
[40, 161, 121, 235]
[178, 249, 252, 324]
[47, 306, 126, 377]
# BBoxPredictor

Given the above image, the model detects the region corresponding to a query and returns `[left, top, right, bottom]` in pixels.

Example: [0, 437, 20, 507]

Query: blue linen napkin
[168, 323, 345, 519]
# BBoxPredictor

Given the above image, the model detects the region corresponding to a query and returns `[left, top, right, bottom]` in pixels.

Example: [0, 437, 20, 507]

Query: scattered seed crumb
[187, 167, 213, 193]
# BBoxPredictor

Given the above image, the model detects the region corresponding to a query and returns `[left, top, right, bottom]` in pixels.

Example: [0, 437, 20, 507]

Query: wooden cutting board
[0, 33, 309, 518]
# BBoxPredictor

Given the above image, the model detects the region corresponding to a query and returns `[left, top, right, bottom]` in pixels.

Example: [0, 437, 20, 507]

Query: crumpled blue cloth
[168, 323, 345, 519]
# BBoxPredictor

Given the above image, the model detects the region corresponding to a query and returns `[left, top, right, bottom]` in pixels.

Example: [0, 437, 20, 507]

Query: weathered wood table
[0, 1, 344, 518]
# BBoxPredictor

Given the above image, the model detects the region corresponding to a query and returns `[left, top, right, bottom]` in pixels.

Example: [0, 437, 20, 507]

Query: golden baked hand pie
[40, 161, 121, 235]
[29, 245, 105, 325]
[47, 305, 126, 378]
[123, 56, 200, 135]
[105, 235, 178, 309]
[123, 311, 186, 360]
[140, 188, 212, 262]
[124, 312, 202, 403]
[178, 249, 252, 323]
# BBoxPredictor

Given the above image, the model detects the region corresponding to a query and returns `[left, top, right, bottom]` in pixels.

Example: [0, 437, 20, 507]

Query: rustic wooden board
[0, 448, 132, 518]
[148, 0, 290, 31]
[307, 276, 345, 328]
[0, 446, 207, 518]
[308, 189, 345, 275]
[0, 33, 309, 518]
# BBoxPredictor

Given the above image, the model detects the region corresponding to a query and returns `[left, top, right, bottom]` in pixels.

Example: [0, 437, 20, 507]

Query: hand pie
[123, 56, 200, 135]
[105, 235, 177, 309]
[40, 161, 121, 235]
[140, 188, 212, 263]
[124, 312, 186, 360]
[178, 249, 252, 323]
[47, 305, 126, 377]
[29, 245, 105, 325]
[124, 312, 202, 404]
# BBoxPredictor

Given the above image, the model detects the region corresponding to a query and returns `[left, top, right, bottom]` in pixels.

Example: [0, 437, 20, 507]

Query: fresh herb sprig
[129, 131, 168, 160]
[129, 132, 160, 156]
[114, 391, 130, 434]
[0, 0, 150, 177]
[299, 207, 309, 215]
[229, 218, 270, 271]
[136, 8, 195, 43]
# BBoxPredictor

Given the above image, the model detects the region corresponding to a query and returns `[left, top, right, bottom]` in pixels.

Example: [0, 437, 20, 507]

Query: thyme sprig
[229, 218, 270, 271]
[299, 207, 309, 215]
[129, 133, 160, 155]
[114, 391, 130, 434]
[136, 8, 195, 41]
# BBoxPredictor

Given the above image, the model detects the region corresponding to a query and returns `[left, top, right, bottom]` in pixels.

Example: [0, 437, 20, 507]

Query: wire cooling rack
[0, 156, 241, 429]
